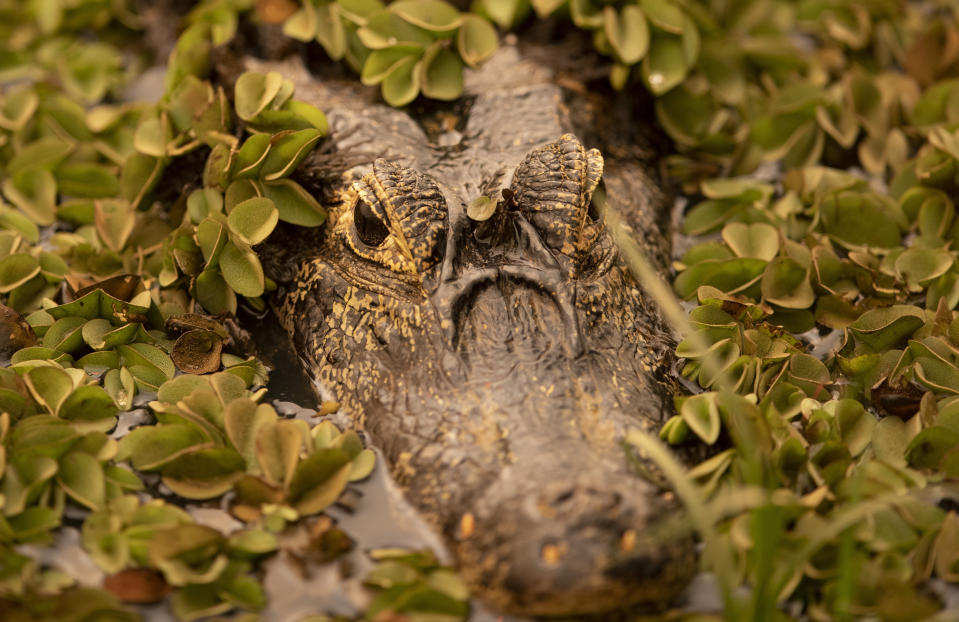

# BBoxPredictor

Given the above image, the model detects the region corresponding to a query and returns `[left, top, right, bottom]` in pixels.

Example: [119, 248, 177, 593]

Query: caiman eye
[509, 133, 604, 257]
[341, 159, 448, 275]
[354, 197, 390, 247]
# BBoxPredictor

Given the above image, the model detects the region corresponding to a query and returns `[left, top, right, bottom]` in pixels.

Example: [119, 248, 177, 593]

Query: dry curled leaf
[103, 568, 172, 604]
[171, 329, 224, 374]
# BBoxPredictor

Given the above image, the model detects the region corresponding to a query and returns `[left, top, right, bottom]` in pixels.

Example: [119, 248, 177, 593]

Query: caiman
[242, 39, 697, 617]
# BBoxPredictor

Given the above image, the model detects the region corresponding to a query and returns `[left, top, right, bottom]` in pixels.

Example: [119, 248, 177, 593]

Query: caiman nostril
[538, 483, 623, 518]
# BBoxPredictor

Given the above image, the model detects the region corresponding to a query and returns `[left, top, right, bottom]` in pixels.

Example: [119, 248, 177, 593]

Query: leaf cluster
[282, 0, 498, 106]
[364, 548, 470, 622]
[116, 372, 374, 512]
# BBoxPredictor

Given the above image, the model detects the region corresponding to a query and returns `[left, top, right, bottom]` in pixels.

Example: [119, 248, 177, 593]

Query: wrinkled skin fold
[264, 49, 697, 617]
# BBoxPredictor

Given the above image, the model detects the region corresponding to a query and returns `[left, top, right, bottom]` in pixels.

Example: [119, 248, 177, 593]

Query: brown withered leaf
[305, 515, 354, 563]
[103, 568, 172, 604]
[870, 378, 924, 420]
[165, 313, 230, 339]
[0, 302, 36, 358]
[171, 329, 223, 374]
[65, 274, 141, 302]
[255, 0, 299, 23]
[904, 22, 959, 86]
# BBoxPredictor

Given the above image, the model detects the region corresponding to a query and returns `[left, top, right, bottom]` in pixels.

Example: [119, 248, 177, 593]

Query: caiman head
[281, 130, 696, 616]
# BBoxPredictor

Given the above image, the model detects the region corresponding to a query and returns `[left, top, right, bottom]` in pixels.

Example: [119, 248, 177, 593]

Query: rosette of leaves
[0, 543, 139, 622]
[231, 419, 376, 521]
[116, 373, 374, 511]
[0, 212, 69, 313]
[527, 0, 698, 93]
[81, 495, 277, 620]
[163, 0, 252, 95]
[157, 70, 328, 314]
[0, 406, 144, 543]
[678, 292, 787, 382]
[283, 0, 498, 106]
[363, 548, 469, 622]
[0, 0, 139, 103]
[14, 278, 182, 409]
[0, 83, 148, 288]
[661, 391, 957, 617]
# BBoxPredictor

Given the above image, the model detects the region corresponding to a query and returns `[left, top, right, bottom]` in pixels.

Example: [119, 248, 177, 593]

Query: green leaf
[118, 343, 176, 390]
[0, 254, 41, 294]
[133, 113, 171, 157]
[895, 247, 954, 289]
[94, 199, 135, 252]
[259, 179, 326, 226]
[43, 316, 87, 354]
[195, 269, 237, 315]
[639, 0, 685, 34]
[121, 153, 165, 210]
[283, 5, 317, 40]
[849, 306, 925, 352]
[219, 241, 265, 297]
[104, 367, 136, 411]
[119, 424, 211, 471]
[228, 529, 278, 560]
[24, 366, 75, 415]
[761, 257, 815, 309]
[55, 163, 119, 199]
[223, 399, 274, 471]
[47, 287, 150, 324]
[722, 222, 779, 261]
[604, 5, 648, 65]
[680, 393, 720, 443]
[227, 198, 279, 246]
[357, 12, 434, 49]
[157, 374, 212, 404]
[203, 143, 234, 190]
[418, 45, 463, 101]
[260, 128, 323, 180]
[0, 85, 38, 131]
[255, 419, 305, 487]
[288, 448, 353, 515]
[820, 191, 903, 249]
[786, 353, 831, 397]
[3, 167, 57, 225]
[0, 205, 40, 242]
[58, 451, 106, 510]
[641, 33, 687, 95]
[390, 0, 462, 32]
[7, 136, 73, 175]
[233, 133, 272, 179]
[284, 100, 328, 133]
[161, 447, 246, 499]
[362, 46, 423, 85]
[906, 426, 959, 469]
[234, 71, 285, 121]
[197, 217, 228, 266]
[457, 15, 498, 67]
[381, 56, 421, 107]
[349, 449, 376, 481]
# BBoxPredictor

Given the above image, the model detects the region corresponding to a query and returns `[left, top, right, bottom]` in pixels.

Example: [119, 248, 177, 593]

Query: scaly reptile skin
[259, 47, 697, 617]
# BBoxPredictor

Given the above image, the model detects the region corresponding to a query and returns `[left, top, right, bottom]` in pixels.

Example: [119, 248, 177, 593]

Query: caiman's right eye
[354, 196, 390, 247]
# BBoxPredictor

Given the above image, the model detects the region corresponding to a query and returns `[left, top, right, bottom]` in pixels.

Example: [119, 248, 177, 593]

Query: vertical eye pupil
[354, 199, 390, 247]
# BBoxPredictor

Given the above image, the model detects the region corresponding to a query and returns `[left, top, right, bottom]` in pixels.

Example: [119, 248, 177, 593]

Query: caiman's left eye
[342, 159, 448, 275]
[509, 133, 604, 258]
[353, 195, 390, 247]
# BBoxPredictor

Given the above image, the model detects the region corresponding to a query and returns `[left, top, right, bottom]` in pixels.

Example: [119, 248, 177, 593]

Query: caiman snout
[455, 467, 695, 617]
